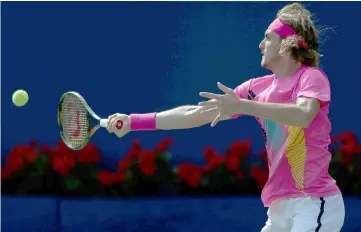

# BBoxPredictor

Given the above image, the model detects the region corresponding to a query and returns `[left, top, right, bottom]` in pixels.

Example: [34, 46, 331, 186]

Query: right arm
[155, 104, 231, 130]
[156, 80, 253, 130]
[107, 80, 251, 136]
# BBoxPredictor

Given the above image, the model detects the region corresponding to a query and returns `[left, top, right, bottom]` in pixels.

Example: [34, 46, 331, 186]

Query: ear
[277, 39, 286, 56]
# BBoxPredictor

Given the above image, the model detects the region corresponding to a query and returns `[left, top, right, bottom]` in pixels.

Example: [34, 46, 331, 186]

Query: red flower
[178, 163, 192, 180]
[203, 146, 217, 162]
[256, 172, 268, 189]
[340, 155, 352, 166]
[39, 145, 54, 155]
[208, 155, 224, 169]
[178, 163, 204, 188]
[76, 143, 101, 164]
[50, 141, 76, 175]
[114, 172, 127, 183]
[97, 170, 115, 185]
[6, 150, 25, 172]
[51, 151, 76, 176]
[6, 143, 38, 172]
[230, 139, 252, 156]
[186, 170, 202, 188]
[236, 170, 244, 179]
[1, 167, 13, 179]
[250, 165, 263, 178]
[330, 136, 338, 143]
[339, 141, 361, 156]
[118, 157, 132, 175]
[225, 150, 240, 171]
[55, 140, 71, 154]
[258, 149, 267, 159]
[355, 145, 361, 155]
[29, 139, 38, 149]
[138, 150, 157, 176]
[203, 146, 223, 169]
[258, 149, 270, 168]
[337, 132, 358, 144]
[250, 165, 268, 189]
[155, 138, 173, 154]
[127, 139, 142, 160]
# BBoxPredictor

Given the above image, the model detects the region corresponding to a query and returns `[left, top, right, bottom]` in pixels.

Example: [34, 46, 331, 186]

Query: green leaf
[65, 176, 81, 190]
[34, 157, 44, 175]
[30, 172, 41, 177]
[200, 177, 209, 186]
[330, 169, 336, 177]
[252, 162, 261, 167]
[40, 155, 47, 163]
[333, 151, 343, 162]
[89, 168, 97, 178]
[126, 169, 133, 180]
[158, 152, 171, 161]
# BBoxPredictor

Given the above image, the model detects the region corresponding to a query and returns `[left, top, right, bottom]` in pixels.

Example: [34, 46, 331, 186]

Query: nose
[259, 39, 265, 52]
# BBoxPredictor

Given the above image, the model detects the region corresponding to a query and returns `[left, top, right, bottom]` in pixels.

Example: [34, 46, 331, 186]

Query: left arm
[200, 69, 330, 128]
[229, 68, 330, 128]
[237, 97, 320, 128]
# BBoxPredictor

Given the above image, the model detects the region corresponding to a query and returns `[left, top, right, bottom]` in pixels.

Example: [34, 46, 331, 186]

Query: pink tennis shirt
[232, 64, 341, 207]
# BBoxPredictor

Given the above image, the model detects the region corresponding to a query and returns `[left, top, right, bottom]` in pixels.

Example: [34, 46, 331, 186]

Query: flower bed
[1, 132, 361, 197]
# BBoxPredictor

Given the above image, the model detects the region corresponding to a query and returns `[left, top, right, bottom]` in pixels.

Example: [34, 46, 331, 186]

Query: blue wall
[2, 196, 361, 232]
[2, 2, 361, 162]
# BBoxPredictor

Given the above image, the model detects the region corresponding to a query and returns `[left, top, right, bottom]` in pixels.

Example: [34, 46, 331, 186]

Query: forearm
[239, 99, 314, 128]
[155, 105, 222, 130]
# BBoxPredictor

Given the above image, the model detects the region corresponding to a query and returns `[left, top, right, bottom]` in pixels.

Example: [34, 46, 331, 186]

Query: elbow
[297, 120, 311, 129]
[297, 110, 316, 128]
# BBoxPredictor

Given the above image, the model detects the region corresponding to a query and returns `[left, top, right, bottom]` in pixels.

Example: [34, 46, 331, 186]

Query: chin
[261, 57, 274, 70]
[261, 60, 268, 68]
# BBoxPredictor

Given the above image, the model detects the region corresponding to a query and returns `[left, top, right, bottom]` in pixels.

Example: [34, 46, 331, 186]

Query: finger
[109, 116, 122, 133]
[217, 82, 234, 94]
[198, 100, 218, 106]
[107, 114, 118, 129]
[110, 118, 120, 133]
[199, 92, 223, 100]
[106, 116, 114, 133]
[211, 114, 221, 127]
[200, 107, 218, 114]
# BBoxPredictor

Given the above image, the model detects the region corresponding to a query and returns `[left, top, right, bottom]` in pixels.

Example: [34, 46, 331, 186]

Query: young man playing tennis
[107, 3, 344, 232]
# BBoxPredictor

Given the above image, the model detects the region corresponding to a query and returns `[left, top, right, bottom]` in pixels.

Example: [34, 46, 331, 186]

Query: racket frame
[57, 91, 103, 150]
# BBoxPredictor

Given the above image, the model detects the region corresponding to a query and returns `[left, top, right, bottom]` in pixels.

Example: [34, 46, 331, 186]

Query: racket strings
[61, 94, 90, 148]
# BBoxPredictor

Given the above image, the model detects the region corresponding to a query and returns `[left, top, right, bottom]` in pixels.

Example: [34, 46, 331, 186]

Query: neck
[271, 59, 302, 78]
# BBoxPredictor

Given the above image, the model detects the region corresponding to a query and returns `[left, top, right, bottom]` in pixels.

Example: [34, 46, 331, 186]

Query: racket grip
[100, 119, 108, 128]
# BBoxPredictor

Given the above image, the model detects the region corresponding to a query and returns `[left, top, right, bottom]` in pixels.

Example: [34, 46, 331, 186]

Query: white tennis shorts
[261, 194, 345, 232]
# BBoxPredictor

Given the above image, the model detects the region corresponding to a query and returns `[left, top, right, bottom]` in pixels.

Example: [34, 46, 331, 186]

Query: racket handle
[100, 119, 108, 128]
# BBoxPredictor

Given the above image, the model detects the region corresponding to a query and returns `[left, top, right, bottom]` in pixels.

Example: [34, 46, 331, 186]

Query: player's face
[259, 29, 282, 69]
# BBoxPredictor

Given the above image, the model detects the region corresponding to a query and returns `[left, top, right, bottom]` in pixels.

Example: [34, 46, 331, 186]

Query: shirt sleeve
[297, 68, 331, 105]
[231, 79, 252, 119]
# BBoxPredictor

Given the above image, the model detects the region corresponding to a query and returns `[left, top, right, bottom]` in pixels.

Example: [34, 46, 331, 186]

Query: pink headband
[268, 18, 310, 50]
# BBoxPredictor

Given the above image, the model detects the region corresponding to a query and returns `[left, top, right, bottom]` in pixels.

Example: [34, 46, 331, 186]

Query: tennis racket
[57, 91, 123, 150]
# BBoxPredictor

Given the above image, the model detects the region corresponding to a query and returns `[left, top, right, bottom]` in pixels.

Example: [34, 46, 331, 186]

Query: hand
[106, 113, 131, 138]
[198, 82, 241, 127]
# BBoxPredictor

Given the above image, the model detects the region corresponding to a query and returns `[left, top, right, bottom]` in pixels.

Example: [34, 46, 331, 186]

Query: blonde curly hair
[277, 3, 321, 67]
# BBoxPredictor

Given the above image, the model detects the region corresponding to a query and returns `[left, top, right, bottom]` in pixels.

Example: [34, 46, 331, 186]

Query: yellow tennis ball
[12, 89, 29, 107]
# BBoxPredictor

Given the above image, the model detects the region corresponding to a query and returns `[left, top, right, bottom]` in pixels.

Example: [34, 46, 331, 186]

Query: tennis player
[107, 3, 344, 232]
